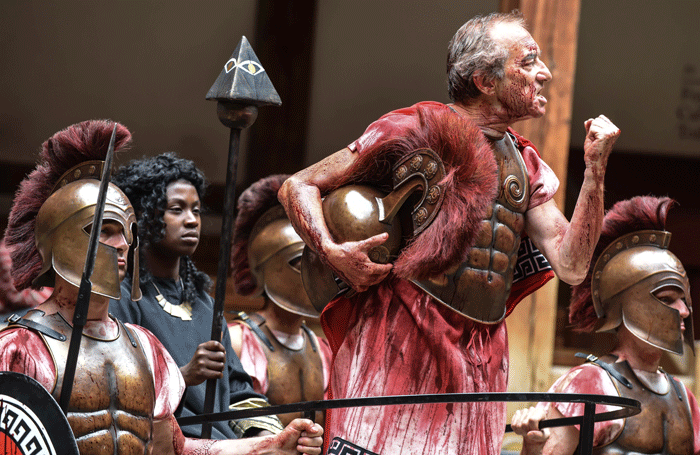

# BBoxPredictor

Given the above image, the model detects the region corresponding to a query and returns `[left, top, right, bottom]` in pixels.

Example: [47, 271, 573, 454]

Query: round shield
[0, 372, 79, 455]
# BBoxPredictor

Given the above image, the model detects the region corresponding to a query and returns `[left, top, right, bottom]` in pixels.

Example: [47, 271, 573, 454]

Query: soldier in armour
[0, 120, 323, 455]
[512, 196, 700, 455]
[228, 174, 332, 427]
[278, 10, 620, 455]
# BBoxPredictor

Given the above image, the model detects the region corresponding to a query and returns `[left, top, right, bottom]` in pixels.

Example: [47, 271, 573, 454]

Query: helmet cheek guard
[126, 220, 141, 301]
[592, 230, 693, 355]
[33, 162, 141, 301]
[248, 207, 318, 319]
[261, 242, 317, 319]
[614, 275, 691, 355]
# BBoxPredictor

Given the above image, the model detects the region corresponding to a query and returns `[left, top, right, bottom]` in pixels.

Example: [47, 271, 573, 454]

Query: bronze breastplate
[251, 319, 325, 427]
[592, 356, 693, 455]
[412, 133, 529, 323]
[25, 312, 155, 455]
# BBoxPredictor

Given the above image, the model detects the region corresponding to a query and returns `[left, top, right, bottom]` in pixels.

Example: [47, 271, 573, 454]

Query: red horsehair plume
[231, 174, 291, 296]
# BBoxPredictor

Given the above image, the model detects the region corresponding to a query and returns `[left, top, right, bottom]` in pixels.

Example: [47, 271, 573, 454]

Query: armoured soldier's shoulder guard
[235, 311, 275, 351]
[575, 352, 633, 389]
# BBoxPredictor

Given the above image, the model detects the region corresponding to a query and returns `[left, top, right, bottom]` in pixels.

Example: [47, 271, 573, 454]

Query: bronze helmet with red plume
[231, 174, 317, 319]
[5, 120, 141, 301]
[569, 196, 692, 355]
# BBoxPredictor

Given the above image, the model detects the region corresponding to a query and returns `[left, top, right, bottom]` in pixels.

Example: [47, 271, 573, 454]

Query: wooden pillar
[498, 0, 582, 419]
[244, 0, 317, 188]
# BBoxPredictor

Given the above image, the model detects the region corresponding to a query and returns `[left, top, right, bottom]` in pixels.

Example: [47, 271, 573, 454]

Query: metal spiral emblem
[390, 148, 446, 236]
[423, 160, 438, 180]
[368, 246, 390, 264]
[409, 155, 423, 171]
[503, 174, 526, 207]
[426, 185, 441, 205]
[413, 207, 429, 226]
[395, 165, 408, 181]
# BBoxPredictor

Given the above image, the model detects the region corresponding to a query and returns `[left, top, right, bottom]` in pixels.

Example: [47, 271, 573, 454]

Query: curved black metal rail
[178, 392, 640, 455]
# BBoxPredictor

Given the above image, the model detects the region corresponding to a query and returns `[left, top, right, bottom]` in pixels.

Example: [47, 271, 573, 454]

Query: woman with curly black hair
[110, 153, 288, 440]
[112, 152, 210, 304]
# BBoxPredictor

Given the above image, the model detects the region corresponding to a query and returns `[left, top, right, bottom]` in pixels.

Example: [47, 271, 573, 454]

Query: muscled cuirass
[22, 311, 155, 455]
[413, 133, 529, 323]
[247, 315, 325, 427]
[591, 355, 693, 455]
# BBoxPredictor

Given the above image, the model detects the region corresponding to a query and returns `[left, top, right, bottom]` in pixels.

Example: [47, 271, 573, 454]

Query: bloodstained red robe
[322, 102, 559, 455]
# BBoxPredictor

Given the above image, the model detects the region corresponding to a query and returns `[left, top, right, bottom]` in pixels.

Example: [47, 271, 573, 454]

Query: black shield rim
[0, 371, 79, 455]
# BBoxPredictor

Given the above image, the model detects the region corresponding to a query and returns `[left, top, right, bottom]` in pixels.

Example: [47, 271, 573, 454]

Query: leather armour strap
[5, 313, 67, 341]
[665, 370, 684, 401]
[119, 318, 139, 348]
[237, 312, 275, 351]
[300, 324, 318, 352]
[575, 352, 633, 389]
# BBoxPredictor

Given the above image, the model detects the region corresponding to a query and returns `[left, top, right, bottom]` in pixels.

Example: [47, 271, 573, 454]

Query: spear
[202, 36, 281, 438]
[59, 124, 118, 413]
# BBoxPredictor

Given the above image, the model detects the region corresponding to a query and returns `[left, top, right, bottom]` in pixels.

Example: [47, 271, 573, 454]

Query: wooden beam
[499, 0, 582, 419]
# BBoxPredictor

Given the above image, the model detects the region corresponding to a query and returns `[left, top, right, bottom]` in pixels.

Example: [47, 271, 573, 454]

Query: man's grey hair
[446, 10, 526, 103]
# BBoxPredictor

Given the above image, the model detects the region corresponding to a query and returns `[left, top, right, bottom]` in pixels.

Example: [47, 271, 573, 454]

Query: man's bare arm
[511, 406, 579, 455]
[525, 115, 620, 285]
[278, 148, 392, 292]
[152, 415, 323, 455]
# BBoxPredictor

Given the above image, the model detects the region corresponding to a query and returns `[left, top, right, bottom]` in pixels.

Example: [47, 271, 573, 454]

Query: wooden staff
[201, 36, 281, 438]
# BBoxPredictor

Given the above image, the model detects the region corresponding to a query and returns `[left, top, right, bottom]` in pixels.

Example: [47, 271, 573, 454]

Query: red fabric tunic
[0, 322, 184, 422]
[322, 102, 559, 455]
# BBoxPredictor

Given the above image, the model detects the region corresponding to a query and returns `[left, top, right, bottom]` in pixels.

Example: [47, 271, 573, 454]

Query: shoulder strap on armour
[662, 368, 684, 401]
[117, 318, 138, 348]
[300, 323, 318, 352]
[575, 352, 633, 389]
[236, 311, 275, 351]
[4, 313, 67, 341]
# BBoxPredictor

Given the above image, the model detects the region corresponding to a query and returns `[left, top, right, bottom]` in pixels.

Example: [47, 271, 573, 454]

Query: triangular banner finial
[206, 36, 282, 106]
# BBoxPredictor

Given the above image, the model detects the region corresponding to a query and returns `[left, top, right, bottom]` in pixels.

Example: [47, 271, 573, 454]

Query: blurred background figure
[229, 174, 331, 427]
[0, 239, 51, 316]
[511, 196, 700, 455]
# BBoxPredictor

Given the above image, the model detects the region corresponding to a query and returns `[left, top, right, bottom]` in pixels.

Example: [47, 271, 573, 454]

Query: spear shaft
[59, 125, 117, 413]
